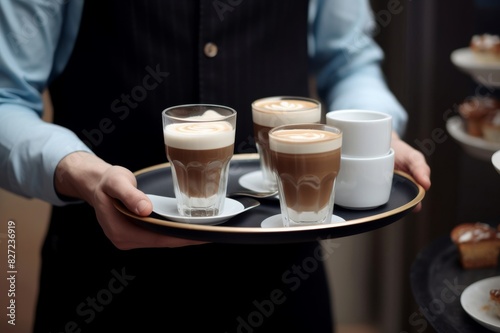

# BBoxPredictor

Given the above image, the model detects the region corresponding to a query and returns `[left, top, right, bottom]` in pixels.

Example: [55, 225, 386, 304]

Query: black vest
[37, 1, 332, 332]
[50, 0, 310, 170]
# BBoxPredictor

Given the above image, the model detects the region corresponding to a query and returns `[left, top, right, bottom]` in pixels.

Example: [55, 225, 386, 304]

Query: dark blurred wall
[367, 0, 500, 331]
[371, 0, 500, 241]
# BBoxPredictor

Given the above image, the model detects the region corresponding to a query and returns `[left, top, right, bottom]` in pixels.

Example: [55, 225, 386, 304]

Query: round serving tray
[411, 235, 500, 333]
[114, 154, 425, 244]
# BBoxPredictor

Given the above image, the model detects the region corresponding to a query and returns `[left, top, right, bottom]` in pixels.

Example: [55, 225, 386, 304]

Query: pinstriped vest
[37, 1, 333, 332]
[50, 0, 310, 172]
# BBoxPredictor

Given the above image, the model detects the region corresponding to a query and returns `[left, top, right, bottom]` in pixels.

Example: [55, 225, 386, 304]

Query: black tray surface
[114, 154, 425, 244]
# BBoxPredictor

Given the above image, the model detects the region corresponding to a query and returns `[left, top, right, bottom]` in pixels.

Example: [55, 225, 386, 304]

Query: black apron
[37, 1, 333, 331]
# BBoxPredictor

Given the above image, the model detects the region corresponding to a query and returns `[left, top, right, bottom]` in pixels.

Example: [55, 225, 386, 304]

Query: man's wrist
[54, 151, 111, 204]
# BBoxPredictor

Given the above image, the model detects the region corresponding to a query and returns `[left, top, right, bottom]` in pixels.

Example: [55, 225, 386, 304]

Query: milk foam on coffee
[269, 129, 342, 154]
[163, 110, 235, 150]
[252, 100, 320, 126]
[189, 110, 226, 120]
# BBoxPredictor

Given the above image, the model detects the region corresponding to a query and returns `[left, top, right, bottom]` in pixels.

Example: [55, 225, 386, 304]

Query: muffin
[450, 222, 500, 269]
[458, 97, 500, 137]
[470, 34, 500, 63]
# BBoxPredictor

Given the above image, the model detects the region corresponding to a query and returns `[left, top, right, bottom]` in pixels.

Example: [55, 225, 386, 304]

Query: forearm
[0, 0, 87, 205]
[310, 0, 408, 136]
[0, 105, 93, 205]
[326, 65, 408, 136]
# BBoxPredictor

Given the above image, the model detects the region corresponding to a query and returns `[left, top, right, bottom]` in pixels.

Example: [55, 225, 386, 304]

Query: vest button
[203, 42, 218, 58]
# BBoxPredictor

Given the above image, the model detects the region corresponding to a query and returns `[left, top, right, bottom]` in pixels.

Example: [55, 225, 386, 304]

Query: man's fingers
[99, 166, 153, 216]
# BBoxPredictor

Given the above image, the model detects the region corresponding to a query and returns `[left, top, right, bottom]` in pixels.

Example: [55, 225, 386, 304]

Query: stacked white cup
[326, 109, 394, 210]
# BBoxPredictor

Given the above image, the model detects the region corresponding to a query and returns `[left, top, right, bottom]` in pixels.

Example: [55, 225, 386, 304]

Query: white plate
[493, 150, 500, 174]
[461, 276, 500, 332]
[147, 194, 247, 225]
[446, 116, 500, 161]
[238, 170, 278, 198]
[261, 214, 346, 228]
[451, 48, 500, 88]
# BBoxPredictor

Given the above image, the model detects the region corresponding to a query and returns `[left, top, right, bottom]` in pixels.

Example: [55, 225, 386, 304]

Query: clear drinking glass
[269, 123, 342, 226]
[162, 104, 236, 217]
[251, 96, 321, 191]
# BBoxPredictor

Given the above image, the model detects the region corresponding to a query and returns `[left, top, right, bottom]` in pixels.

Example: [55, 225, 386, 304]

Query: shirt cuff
[0, 104, 93, 206]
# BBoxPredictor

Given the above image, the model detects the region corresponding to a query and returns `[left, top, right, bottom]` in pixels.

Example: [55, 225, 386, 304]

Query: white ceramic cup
[326, 109, 392, 157]
[334, 149, 395, 210]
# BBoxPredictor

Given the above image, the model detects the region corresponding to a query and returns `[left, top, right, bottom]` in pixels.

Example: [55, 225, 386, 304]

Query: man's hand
[391, 132, 431, 212]
[55, 151, 205, 249]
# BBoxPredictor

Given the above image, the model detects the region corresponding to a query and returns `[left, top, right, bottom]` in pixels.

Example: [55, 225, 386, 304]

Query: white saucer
[238, 170, 278, 198]
[461, 276, 500, 332]
[446, 116, 500, 161]
[493, 150, 500, 174]
[451, 47, 500, 88]
[147, 194, 245, 225]
[261, 214, 346, 228]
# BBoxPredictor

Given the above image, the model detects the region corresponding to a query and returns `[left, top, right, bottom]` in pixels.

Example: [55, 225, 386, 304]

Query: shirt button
[204, 42, 218, 58]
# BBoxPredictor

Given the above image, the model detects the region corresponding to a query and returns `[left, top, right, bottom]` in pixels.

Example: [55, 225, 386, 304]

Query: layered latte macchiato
[269, 124, 342, 226]
[252, 96, 321, 190]
[163, 106, 236, 217]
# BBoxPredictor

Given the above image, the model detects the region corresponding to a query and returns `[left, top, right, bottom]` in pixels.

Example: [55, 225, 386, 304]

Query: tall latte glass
[252, 96, 321, 191]
[269, 124, 342, 227]
[162, 104, 236, 217]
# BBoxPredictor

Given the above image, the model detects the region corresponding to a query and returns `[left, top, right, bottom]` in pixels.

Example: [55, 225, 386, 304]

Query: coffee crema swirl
[270, 129, 342, 154]
[261, 101, 312, 111]
[252, 99, 320, 126]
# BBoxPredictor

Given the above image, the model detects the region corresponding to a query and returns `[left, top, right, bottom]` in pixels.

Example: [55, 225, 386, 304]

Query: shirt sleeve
[0, 0, 91, 206]
[309, 0, 408, 136]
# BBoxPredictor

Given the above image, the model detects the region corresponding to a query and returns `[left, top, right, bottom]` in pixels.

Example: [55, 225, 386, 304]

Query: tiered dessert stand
[449, 47, 500, 161]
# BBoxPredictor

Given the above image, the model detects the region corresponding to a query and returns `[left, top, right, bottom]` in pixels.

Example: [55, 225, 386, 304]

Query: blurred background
[1, 0, 500, 332]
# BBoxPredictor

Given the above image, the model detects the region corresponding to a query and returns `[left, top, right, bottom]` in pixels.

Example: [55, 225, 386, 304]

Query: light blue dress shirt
[0, 0, 407, 205]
